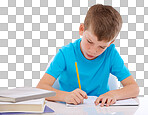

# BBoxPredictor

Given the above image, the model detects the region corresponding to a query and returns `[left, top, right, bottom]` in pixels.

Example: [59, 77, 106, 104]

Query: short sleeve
[110, 46, 131, 81]
[46, 49, 66, 79]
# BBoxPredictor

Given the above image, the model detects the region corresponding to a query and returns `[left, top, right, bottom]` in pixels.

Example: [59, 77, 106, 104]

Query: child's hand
[64, 88, 88, 105]
[94, 91, 117, 107]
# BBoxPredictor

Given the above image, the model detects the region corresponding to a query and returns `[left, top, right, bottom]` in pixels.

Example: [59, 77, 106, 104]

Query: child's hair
[84, 4, 122, 42]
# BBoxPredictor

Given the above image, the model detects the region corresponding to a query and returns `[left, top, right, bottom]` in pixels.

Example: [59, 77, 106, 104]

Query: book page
[0, 98, 45, 105]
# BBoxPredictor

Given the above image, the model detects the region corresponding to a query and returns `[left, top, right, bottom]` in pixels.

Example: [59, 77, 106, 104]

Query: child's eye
[87, 40, 93, 44]
[100, 46, 105, 49]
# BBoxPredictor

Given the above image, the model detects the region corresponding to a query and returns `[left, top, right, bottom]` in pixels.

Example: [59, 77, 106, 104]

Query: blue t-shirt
[46, 38, 131, 96]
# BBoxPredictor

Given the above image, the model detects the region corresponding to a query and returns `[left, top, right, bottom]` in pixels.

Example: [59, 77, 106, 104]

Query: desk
[46, 97, 148, 115]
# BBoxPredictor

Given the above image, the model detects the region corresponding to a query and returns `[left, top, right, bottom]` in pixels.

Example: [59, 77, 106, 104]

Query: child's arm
[95, 75, 139, 107]
[36, 73, 88, 105]
[111, 75, 139, 100]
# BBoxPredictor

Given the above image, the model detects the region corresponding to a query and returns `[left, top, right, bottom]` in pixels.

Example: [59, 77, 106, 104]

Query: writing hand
[64, 88, 88, 105]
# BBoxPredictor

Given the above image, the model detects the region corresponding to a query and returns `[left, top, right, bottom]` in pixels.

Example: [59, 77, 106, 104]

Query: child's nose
[90, 46, 98, 55]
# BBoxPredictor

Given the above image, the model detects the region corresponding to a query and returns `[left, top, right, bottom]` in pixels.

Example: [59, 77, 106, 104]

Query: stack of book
[0, 87, 56, 114]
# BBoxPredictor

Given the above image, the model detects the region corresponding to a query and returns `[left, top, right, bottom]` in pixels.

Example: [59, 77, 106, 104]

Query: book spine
[15, 92, 56, 102]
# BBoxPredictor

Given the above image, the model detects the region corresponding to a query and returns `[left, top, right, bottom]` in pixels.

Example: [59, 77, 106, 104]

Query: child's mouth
[86, 53, 95, 58]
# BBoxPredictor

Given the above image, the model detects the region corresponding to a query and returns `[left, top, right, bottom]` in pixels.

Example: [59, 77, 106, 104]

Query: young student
[37, 4, 139, 107]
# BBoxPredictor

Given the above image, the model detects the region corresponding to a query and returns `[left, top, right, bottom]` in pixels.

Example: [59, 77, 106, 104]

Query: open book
[0, 98, 45, 113]
[66, 96, 139, 107]
[0, 87, 56, 103]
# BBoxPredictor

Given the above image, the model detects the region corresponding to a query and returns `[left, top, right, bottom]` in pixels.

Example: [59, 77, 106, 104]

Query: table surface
[45, 97, 148, 115]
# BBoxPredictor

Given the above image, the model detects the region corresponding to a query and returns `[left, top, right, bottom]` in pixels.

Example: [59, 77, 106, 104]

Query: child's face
[80, 26, 114, 60]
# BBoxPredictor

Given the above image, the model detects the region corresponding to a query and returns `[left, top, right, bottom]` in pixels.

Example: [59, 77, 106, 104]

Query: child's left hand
[94, 91, 117, 107]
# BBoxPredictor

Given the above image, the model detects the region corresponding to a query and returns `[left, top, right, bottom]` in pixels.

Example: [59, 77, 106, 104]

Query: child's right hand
[64, 88, 88, 105]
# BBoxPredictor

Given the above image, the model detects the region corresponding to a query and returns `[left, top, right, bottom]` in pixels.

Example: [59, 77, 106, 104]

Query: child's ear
[79, 23, 84, 36]
[108, 40, 115, 47]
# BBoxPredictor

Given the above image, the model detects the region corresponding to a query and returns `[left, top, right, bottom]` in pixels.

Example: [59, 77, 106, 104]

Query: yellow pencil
[75, 62, 81, 90]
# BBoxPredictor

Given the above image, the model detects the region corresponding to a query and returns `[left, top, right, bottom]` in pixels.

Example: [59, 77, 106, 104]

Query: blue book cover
[0, 106, 54, 115]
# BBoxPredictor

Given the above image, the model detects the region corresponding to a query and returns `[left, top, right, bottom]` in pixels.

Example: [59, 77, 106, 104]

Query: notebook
[0, 98, 46, 113]
[66, 96, 139, 107]
[0, 87, 56, 103]
[0, 105, 54, 115]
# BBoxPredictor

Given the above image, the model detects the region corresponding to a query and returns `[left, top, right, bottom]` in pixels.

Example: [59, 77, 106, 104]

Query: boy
[37, 4, 139, 107]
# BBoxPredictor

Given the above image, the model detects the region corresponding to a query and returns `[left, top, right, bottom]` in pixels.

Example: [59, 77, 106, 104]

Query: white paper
[66, 96, 139, 107]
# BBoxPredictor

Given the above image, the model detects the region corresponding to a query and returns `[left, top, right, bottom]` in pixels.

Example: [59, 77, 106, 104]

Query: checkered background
[0, 0, 148, 97]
